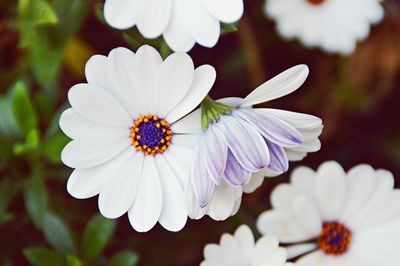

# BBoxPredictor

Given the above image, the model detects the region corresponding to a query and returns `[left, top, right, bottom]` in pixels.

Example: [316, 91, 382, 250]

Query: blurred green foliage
[0, 1, 138, 265]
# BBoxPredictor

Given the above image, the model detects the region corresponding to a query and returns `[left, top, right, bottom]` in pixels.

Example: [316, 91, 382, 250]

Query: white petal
[242, 171, 265, 193]
[286, 243, 317, 260]
[192, 135, 215, 207]
[316, 161, 348, 219]
[219, 116, 270, 171]
[271, 184, 298, 211]
[262, 109, 322, 130]
[167, 65, 216, 123]
[61, 138, 130, 169]
[68, 84, 132, 127]
[163, 2, 195, 52]
[178, 0, 221, 47]
[104, 0, 139, 30]
[257, 210, 314, 243]
[59, 109, 128, 140]
[234, 225, 255, 263]
[200, 0, 244, 23]
[207, 181, 236, 221]
[106, 47, 142, 117]
[203, 243, 222, 261]
[98, 151, 144, 219]
[172, 134, 200, 149]
[127, 45, 163, 115]
[253, 238, 287, 266]
[295, 251, 330, 266]
[293, 195, 322, 235]
[186, 178, 206, 220]
[136, 0, 172, 39]
[155, 52, 194, 117]
[290, 166, 317, 200]
[240, 65, 309, 107]
[155, 155, 187, 231]
[85, 55, 112, 90]
[67, 149, 134, 199]
[128, 157, 162, 232]
[341, 164, 376, 221]
[172, 109, 202, 134]
[204, 125, 228, 185]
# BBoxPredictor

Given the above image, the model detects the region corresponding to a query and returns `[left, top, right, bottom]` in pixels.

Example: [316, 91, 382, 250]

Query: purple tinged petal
[192, 134, 215, 208]
[224, 150, 252, 187]
[219, 115, 270, 171]
[265, 139, 289, 174]
[233, 109, 303, 147]
[203, 124, 228, 185]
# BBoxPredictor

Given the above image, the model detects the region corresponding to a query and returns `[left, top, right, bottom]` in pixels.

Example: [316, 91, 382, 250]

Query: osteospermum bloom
[60, 45, 216, 232]
[265, 0, 384, 55]
[104, 0, 244, 52]
[190, 65, 323, 214]
[201, 225, 294, 266]
[257, 161, 400, 266]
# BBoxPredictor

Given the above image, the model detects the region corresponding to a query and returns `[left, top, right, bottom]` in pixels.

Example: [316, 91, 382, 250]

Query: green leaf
[94, 2, 105, 24]
[23, 247, 67, 266]
[221, 23, 238, 34]
[66, 254, 83, 266]
[43, 213, 76, 255]
[43, 133, 70, 164]
[0, 178, 22, 214]
[18, 0, 59, 26]
[0, 96, 22, 139]
[23, 175, 48, 228]
[106, 251, 139, 266]
[11, 81, 37, 134]
[81, 214, 116, 263]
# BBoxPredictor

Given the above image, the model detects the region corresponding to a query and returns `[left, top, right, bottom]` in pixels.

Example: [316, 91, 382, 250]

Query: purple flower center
[130, 114, 173, 156]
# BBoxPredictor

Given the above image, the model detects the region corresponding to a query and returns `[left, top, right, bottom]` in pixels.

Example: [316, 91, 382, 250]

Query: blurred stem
[159, 38, 172, 59]
[237, 16, 265, 88]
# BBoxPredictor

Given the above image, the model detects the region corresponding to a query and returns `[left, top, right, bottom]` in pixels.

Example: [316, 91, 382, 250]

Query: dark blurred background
[0, 0, 399, 265]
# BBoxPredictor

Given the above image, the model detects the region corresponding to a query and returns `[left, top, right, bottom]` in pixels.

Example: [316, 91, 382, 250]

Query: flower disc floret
[318, 222, 352, 256]
[130, 114, 173, 156]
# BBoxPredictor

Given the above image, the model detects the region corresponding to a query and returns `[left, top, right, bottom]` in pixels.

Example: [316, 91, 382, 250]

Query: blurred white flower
[188, 65, 323, 220]
[60, 45, 216, 232]
[264, 0, 384, 55]
[103, 0, 244, 52]
[257, 161, 400, 266]
[201, 225, 295, 266]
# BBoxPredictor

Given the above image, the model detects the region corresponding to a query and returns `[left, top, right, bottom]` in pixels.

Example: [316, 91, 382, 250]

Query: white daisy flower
[201, 225, 294, 266]
[188, 65, 323, 220]
[265, 0, 384, 55]
[103, 0, 244, 52]
[60, 45, 216, 232]
[257, 161, 400, 266]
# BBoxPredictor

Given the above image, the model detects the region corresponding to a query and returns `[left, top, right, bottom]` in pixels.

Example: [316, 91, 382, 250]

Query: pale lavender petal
[265, 139, 289, 174]
[233, 109, 303, 148]
[203, 124, 228, 185]
[192, 135, 215, 207]
[223, 150, 252, 188]
[219, 116, 270, 171]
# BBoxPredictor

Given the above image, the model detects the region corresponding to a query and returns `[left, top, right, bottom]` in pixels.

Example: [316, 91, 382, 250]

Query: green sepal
[201, 96, 235, 129]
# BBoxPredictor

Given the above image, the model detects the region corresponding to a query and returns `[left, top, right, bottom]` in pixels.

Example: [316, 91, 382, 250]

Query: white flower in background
[103, 0, 244, 52]
[264, 0, 384, 55]
[188, 65, 323, 220]
[60, 45, 216, 232]
[201, 225, 294, 266]
[257, 161, 400, 266]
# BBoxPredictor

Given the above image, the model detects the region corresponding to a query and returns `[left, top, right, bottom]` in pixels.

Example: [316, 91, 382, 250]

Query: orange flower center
[307, 0, 326, 5]
[130, 114, 173, 156]
[318, 222, 352, 256]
